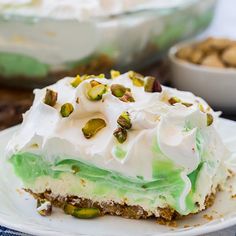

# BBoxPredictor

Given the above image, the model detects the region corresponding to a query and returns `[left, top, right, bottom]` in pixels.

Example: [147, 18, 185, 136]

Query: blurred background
[0, 0, 235, 130]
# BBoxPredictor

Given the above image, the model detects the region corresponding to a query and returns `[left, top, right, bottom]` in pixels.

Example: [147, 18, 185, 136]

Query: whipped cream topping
[6, 72, 232, 212]
[6, 73, 219, 175]
[0, 0, 194, 20]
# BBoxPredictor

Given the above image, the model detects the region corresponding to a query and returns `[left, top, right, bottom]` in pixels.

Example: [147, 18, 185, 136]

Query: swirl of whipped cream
[6, 73, 218, 180]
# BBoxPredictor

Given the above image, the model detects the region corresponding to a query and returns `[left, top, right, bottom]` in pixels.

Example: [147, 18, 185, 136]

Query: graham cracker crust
[26, 189, 216, 222]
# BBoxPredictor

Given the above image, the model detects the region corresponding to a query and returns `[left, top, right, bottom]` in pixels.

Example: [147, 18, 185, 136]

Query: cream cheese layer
[6, 72, 231, 214]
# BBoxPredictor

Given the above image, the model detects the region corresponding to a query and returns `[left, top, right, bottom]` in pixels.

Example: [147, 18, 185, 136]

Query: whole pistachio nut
[60, 103, 74, 117]
[82, 118, 106, 139]
[87, 84, 107, 101]
[117, 112, 132, 129]
[128, 71, 144, 87]
[113, 127, 128, 143]
[111, 84, 127, 97]
[44, 89, 58, 107]
[119, 91, 135, 103]
[37, 199, 52, 216]
[168, 97, 181, 105]
[71, 75, 82, 88]
[207, 113, 214, 126]
[110, 70, 120, 79]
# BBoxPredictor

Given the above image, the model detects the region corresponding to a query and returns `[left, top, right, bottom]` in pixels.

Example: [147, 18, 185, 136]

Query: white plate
[1, 119, 236, 236]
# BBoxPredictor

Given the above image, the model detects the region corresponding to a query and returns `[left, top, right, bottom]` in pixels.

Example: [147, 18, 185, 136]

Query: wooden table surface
[0, 87, 33, 130]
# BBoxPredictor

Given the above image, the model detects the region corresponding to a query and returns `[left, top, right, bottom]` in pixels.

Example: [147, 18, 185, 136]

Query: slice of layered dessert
[6, 71, 233, 221]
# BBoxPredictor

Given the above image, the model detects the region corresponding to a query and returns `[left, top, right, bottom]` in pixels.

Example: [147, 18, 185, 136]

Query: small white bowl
[168, 41, 236, 112]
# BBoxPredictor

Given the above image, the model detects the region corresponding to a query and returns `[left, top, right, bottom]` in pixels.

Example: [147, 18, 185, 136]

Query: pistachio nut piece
[71, 165, 80, 174]
[128, 71, 144, 87]
[168, 97, 181, 105]
[84, 74, 105, 80]
[207, 113, 214, 126]
[72, 208, 101, 219]
[113, 127, 128, 143]
[60, 103, 74, 117]
[144, 76, 156, 92]
[198, 103, 205, 112]
[111, 84, 127, 97]
[181, 102, 193, 107]
[37, 199, 52, 216]
[82, 118, 106, 139]
[90, 80, 101, 88]
[44, 89, 58, 107]
[110, 70, 120, 79]
[87, 84, 107, 101]
[117, 112, 132, 129]
[64, 203, 100, 219]
[64, 203, 76, 215]
[71, 75, 82, 88]
[119, 91, 135, 103]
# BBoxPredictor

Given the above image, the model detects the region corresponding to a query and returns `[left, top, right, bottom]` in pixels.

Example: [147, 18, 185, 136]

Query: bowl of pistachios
[169, 37, 236, 111]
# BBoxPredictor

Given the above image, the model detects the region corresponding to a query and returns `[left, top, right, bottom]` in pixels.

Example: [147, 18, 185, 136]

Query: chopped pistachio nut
[169, 97, 193, 107]
[168, 97, 181, 105]
[73, 208, 100, 219]
[71, 75, 82, 88]
[87, 84, 107, 101]
[113, 127, 127, 143]
[144, 76, 162, 93]
[37, 199, 52, 216]
[71, 165, 80, 174]
[198, 103, 205, 112]
[128, 71, 144, 87]
[90, 80, 101, 87]
[111, 84, 127, 97]
[144, 76, 156, 92]
[120, 91, 135, 103]
[110, 70, 120, 79]
[117, 112, 132, 129]
[84, 74, 105, 80]
[207, 113, 214, 126]
[64, 204, 100, 219]
[152, 78, 162, 93]
[82, 118, 106, 139]
[60, 103, 74, 117]
[44, 89, 57, 107]
[64, 203, 76, 215]
[182, 102, 193, 107]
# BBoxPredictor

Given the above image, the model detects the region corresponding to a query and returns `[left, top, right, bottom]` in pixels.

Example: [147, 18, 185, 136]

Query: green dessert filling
[0, 52, 49, 77]
[9, 149, 203, 215]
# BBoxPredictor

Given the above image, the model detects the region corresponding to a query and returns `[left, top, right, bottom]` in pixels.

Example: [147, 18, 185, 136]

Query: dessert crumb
[184, 225, 190, 228]
[157, 219, 177, 227]
[194, 224, 201, 227]
[203, 214, 213, 221]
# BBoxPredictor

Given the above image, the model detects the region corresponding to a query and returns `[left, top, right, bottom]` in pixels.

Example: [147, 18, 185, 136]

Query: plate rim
[1, 118, 236, 236]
